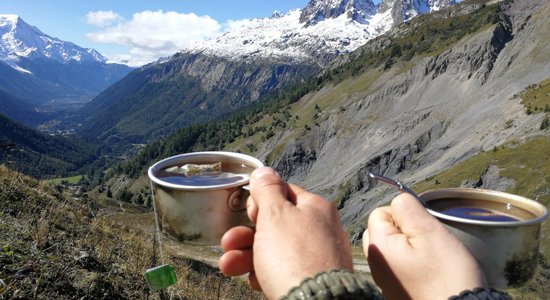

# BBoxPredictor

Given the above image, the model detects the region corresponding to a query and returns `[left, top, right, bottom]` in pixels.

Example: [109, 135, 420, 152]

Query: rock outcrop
[299, 0, 377, 26]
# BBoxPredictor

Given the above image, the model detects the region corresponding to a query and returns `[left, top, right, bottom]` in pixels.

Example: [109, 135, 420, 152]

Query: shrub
[504, 119, 514, 129]
[541, 115, 550, 130]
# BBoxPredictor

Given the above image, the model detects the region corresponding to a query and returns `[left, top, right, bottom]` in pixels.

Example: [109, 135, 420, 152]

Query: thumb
[247, 167, 288, 223]
[390, 193, 440, 236]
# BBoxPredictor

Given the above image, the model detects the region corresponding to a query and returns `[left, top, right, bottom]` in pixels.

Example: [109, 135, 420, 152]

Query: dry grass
[0, 165, 263, 299]
[520, 78, 550, 115]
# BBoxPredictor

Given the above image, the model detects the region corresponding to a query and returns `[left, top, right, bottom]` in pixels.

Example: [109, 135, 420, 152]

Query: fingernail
[251, 167, 279, 180]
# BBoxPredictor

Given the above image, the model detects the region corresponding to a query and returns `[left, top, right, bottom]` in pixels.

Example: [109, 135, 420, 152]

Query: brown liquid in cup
[156, 162, 255, 186]
[428, 198, 537, 222]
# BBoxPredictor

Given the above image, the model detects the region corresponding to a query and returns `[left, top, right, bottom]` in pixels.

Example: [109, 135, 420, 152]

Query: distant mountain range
[0, 0, 461, 176]
[0, 14, 105, 69]
[78, 0, 458, 147]
[190, 0, 456, 66]
[0, 14, 132, 125]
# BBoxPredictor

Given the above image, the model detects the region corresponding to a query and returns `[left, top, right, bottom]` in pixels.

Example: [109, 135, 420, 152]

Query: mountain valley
[76, 0, 459, 149]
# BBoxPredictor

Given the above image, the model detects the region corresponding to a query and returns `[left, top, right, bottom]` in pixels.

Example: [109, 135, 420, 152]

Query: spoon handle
[367, 172, 428, 207]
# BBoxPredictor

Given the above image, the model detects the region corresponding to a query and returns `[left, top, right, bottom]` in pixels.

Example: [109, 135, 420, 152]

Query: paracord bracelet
[281, 270, 383, 300]
[448, 287, 512, 300]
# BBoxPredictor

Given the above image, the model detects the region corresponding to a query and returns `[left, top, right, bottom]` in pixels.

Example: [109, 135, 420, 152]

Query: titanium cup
[148, 151, 264, 245]
[420, 188, 548, 288]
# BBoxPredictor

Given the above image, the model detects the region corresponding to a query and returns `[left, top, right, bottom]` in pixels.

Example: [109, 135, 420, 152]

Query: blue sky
[1, 0, 381, 66]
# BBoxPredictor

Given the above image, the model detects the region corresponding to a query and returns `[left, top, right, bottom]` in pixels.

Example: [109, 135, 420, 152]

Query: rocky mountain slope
[256, 0, 550, 233]
[78, 54, 319, 145]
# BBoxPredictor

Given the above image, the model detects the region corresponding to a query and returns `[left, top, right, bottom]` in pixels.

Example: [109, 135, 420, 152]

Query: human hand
[219, 167, 353, 300]
[364, 193, 486, 300]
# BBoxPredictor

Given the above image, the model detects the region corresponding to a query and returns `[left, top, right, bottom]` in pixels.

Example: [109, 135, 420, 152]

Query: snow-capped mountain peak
[1, 15, 40, 61]
[0, 14, 107, 72]
[271, 10, 286, 18]
[189, 0, 457, 67]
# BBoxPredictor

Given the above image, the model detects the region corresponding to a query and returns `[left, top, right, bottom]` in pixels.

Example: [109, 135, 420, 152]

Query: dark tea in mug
[155, 162, 255, 187]
[427, 197, 537, 223]
[420, 188, 548, 288]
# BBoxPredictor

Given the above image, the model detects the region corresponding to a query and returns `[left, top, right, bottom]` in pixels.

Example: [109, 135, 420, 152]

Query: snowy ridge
[190, 8, 381, 65]
[189, 0, 456, 65]
[0, 14, 107, 73]
[192, 9, 360, 65]
[299, 0, 377, 26]
[429, 0, 459, 11]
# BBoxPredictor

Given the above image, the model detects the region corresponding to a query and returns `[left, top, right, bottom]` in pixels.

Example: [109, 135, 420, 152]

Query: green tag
[144, 264, 177, 291]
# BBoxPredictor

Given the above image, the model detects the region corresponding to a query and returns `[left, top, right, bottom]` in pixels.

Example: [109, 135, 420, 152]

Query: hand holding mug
[364, 193, 486, 299]
[219, 167, 353, 299]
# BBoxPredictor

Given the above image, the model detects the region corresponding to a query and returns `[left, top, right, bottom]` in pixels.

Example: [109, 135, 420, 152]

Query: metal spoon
[367, 172, 428, 208]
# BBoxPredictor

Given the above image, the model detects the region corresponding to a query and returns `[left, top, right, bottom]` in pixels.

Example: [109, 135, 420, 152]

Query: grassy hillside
[0, 165, 261, 299]
[521, 78, 550, 130]
[413, 136, 550, 203]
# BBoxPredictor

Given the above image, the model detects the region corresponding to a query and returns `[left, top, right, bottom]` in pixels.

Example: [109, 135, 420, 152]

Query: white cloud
[86, 10, 223, 66]
[86, 10, 124, 27]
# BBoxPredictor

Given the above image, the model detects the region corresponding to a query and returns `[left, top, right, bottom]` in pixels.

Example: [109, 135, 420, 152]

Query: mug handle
[227, 185, 250, 212]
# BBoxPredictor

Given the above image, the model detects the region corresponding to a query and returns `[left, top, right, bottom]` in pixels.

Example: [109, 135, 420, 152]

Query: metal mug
[148, 151, 264, 245]
[420, 188, 548, 288]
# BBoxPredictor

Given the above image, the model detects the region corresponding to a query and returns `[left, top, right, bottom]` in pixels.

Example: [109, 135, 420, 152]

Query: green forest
[0, 113, 97, 178]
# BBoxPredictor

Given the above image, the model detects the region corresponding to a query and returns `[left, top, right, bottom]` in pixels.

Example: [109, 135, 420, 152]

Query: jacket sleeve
[280, 270, 513, 300]
[280, 270, 383, 300]
[448, 287, 512, 300]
